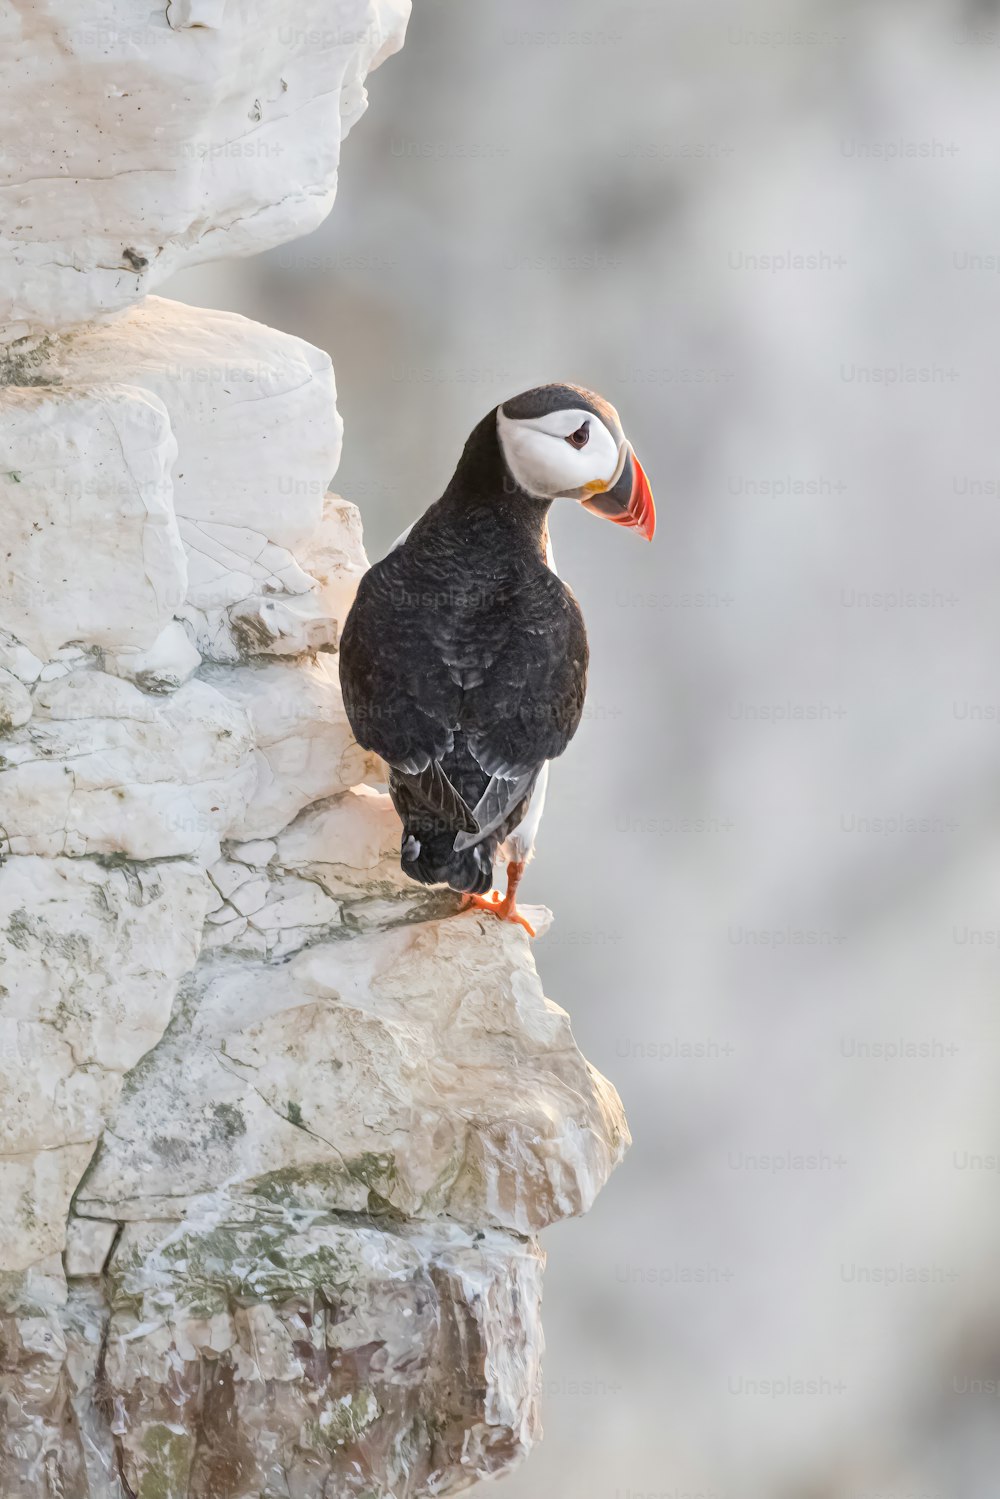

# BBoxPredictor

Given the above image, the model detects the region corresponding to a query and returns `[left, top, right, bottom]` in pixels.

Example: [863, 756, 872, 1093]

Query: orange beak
[624, 451, 655, 541]
[581, 445, 656, 541]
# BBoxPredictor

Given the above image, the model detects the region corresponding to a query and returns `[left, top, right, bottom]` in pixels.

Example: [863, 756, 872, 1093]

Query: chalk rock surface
[0, 0, 411, 339]
[1, 296, 362, 664]
[79, 912, 628, 1230]
[0, 670, 258, 862]
[0, 384, 186, 660]
[0, 856, 207, 1272]
[0, 6, 630, 1491]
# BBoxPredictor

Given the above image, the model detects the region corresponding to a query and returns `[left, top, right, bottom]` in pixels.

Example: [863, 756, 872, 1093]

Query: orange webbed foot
[465, 891, 502, 914]
[463, 861, 536, 937]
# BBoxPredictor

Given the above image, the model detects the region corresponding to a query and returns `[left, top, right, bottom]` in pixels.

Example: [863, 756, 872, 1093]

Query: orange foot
[464, 860, 535, 937]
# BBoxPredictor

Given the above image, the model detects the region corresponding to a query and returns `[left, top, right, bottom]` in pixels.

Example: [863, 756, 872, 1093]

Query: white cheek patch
[497, 407, 621, 500]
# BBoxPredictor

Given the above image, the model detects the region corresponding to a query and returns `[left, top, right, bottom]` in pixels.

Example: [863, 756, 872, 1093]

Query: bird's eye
[566, 422, 590, 449]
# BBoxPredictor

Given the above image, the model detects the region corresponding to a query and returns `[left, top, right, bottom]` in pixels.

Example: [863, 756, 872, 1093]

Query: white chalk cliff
[0, 5, 629, 1495]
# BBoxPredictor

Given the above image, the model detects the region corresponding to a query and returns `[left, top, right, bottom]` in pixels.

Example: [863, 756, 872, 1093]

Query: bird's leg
[465, 860, 536, 937]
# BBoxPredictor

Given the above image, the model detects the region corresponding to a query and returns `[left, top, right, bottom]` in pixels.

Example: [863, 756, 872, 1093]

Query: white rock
[274, 784, 457, 927]
[228, 839, 276, 868]
[0, 384, 187, 659]
[36, 298, 340, 555]
[238, 926, 272, 958]
[203, 881, 226, 916]
[63, 1219, 117, 1279]
[37, 660, 77, 683]
[201, 914, 249, 950]
[0, 629, 42, 684]
[18, 297, 365, 664]
[199, 867, 343, 958]
[228, 876, 269, 917]
[204, 903, 241, 927]
[251, 878, 341, 930]
[79, 912, 629, 1234]
[0, 1, 411, 338]
[207, 858, 255, 901]
[298, 491, 371, 644]
[277, 784, 400, 876]
[0, 667, 31, 733]
[208, 657, 369, 839]
[227, 593, 339, 657]
[0, 1149, 98, 1284]
[107, 620, 201, 693]
[521, 902, 554, 938]
[0, 671, 257, 862]
[0, 856, 207, 1271]
[263, 925, 309, 960]
[218, 490, 370, 658]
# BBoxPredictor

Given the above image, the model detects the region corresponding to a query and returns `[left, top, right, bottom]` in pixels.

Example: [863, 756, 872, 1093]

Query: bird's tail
[401, 828, 493, 894]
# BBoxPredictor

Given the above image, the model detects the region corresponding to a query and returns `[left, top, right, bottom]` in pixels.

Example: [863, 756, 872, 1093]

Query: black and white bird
[339, 383, 655, 935]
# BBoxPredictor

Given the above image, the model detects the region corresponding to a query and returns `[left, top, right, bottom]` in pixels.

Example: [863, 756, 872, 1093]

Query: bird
[338, 382, 655, 936]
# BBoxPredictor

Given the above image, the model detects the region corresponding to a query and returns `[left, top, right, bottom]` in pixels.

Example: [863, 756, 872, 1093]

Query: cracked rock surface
[78, 912, 627, 1232]
[0, 856, 208, 1272]
[0, 6, 629, 1493]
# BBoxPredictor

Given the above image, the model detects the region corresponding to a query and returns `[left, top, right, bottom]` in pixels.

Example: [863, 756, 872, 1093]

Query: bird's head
[495, 382, 655, 541]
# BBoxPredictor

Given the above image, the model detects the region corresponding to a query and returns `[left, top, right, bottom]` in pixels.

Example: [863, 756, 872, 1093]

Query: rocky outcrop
[0, 5, 629, 1495]
[0, 1221, 545, 1499]
[78, 912, 626, 1232]
[0, 0, 410, 339]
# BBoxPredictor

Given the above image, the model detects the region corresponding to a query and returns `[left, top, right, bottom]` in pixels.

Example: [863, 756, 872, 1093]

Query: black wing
[453, 569, 588, 846]
[339, 548, 478, 833]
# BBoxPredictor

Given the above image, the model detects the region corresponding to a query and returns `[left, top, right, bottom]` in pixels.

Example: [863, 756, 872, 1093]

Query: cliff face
[0, 5, 629, 1496]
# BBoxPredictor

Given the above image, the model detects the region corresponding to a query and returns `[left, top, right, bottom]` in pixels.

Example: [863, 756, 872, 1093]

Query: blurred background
[164, 2, 1000, 1494]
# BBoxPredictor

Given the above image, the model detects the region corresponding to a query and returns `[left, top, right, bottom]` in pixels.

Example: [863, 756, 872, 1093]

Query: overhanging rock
[0, 0, 410, 340]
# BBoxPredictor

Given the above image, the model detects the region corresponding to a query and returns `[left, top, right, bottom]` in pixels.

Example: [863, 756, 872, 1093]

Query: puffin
[339, 383, 655, 936]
